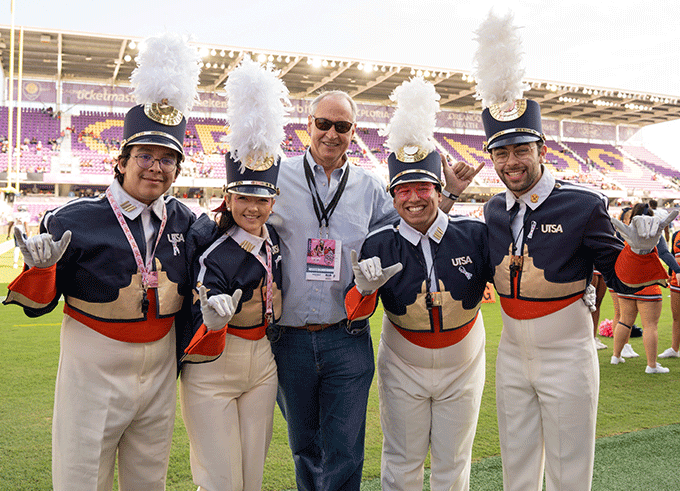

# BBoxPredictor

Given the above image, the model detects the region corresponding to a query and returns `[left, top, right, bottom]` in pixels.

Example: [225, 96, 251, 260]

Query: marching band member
[4, 33, 200, 491]
[474, 11, 677, 491]
[179, 57, 289, 491]
[345, 77, 488, 491]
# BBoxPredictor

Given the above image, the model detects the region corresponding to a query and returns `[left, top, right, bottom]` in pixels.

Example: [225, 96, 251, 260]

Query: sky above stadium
[8, 0, 680, 163]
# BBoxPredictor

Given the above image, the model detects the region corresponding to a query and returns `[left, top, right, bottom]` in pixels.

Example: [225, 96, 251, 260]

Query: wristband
[441, 189, 459, 201]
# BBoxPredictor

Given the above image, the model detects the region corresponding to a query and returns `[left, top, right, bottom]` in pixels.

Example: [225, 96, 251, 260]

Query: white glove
[612, 210, 678, 254]
[15, 227, 71, 269]
[582, 284, 597, 312]
[350, 249, 403, 295]
[198, 285, 242, 331]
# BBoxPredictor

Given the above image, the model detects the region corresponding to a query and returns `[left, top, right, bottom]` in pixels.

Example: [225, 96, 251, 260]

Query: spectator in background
[661, 225, 680, 359]
[649, 199, 670, 242]
[10, 205, 31, 268]
[607, 207, 641, 359]
[611, 202, 680, 373]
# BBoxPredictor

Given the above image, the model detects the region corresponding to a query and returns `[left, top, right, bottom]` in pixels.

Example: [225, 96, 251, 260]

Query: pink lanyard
[253, 241, 274, 325]
[106, 187, 167, 291]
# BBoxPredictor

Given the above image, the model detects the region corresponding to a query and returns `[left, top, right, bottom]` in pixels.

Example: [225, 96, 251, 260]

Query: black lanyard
[303, 154, 350, 229]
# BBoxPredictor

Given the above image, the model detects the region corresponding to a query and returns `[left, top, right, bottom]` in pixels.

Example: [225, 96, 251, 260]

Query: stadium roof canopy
[2, 25, 680, 127]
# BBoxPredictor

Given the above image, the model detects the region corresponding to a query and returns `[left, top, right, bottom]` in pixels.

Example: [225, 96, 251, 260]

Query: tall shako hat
[382, 77, 442, 195]
[224, 57, 290, 197]
[473, 11, 545, 151]
[121, 33, 201, 161]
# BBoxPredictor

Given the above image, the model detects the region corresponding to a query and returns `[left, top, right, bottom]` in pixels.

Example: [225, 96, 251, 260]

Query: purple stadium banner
[618, 125, 640, 141]
[438, 111, 484, 131]
[62, 82, 135, 108]
[194, 92, 228, 112]
[8, 79, 57, 104]
[563, 121, 616, 141]
[289, 99, 394, 124]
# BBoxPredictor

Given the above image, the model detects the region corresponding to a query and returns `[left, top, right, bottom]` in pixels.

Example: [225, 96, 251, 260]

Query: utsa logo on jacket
[5, 193, 195, 342]
[483, 180, 627, 319]
[346, 215, 493, 349]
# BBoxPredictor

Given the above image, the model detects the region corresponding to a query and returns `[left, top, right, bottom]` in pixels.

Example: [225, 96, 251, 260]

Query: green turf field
[2, 270, 680, 490]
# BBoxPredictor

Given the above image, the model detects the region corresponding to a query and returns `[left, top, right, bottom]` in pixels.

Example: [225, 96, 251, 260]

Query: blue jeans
[270, 321, 374, 491]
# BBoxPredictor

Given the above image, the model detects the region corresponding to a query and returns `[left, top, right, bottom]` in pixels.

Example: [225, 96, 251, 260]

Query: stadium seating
[0, 107, 59, 173]
[2, 107, 679, 204]
[622, 145, 680, 180]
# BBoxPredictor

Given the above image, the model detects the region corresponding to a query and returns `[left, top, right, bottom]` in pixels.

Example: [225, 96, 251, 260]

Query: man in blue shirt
[269, 91, 393, 491]
[269, 90, 473, 490]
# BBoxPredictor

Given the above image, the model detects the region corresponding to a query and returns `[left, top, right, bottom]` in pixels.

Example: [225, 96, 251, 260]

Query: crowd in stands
[3, 108, 680, 201]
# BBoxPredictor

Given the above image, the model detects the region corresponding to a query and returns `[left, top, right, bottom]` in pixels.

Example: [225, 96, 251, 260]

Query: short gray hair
[309, 91, 357, 123]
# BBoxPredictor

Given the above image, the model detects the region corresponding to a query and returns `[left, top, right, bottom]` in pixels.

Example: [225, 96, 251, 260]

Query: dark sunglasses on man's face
[311, 116, 354, 134]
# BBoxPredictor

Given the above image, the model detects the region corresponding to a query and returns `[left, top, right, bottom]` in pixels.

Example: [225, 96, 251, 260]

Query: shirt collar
[504, 165, 555, 211]
[109, 179, 165, 220]
[228, 224, 272, 256]
[398, 209, 449, 246]
[306, 149, 348, 178]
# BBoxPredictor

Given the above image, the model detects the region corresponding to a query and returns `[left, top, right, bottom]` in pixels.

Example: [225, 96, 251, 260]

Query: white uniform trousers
[496, 300, 599, 491]
[378, 314, 486, 491]
[52, 315, 177, 491]
[179, 333, 278, 491]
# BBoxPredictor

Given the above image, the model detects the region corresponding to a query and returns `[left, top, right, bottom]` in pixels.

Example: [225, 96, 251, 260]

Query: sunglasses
[311, 116, 354, 134]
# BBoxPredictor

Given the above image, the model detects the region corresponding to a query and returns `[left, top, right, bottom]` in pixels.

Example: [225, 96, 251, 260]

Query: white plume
[381, 77, 439, 153]
[130, 33, 201, 114]
[472, 10, 529, 108]
[224, 57, 291, 172]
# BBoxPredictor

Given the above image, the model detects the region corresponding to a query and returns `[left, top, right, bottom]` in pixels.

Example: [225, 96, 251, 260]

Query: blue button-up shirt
[269, 150, 398, 326]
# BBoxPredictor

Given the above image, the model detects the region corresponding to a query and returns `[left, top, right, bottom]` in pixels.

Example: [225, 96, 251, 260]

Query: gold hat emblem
[530, 193, 539, 203]
[243, 153, 276, 171]
[144, 100, 184, 126]
[396, 145, 428, 163]
[489, 99, 527, 122]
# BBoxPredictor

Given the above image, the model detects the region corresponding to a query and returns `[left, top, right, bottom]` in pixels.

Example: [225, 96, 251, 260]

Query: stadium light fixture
[229, 51, 234, 58]
[285, 56, 291, 63]
[199, 47, 209, 58]
[206, 62, 211, 69]
[128, 41, 136, 50]
[124, 54, 132, 62]
[220, 50, 225, 57]
[331, 61, 336, 67]
[268, 55, 274, 62]
[211, 49, 217, 56]
[277, 55, 282, 62]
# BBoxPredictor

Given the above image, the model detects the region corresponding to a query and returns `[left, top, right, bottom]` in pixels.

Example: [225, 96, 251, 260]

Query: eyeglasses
[393, 182, 435, 200]
[491, 144, 535, 164]
[311, 116, 354, 134]
[132, 153, 177, 172]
